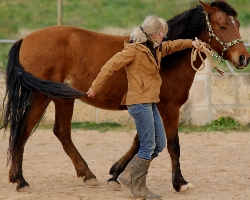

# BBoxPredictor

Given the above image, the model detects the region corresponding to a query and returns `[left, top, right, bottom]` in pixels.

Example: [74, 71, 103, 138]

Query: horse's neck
[160, 50, 197, 101]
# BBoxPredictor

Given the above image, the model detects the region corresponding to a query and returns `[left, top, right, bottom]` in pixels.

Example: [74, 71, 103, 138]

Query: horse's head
[200, 0, 250, 69]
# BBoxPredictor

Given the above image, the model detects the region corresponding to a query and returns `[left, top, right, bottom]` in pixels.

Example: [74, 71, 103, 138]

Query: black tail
[1, 39, 86, 164]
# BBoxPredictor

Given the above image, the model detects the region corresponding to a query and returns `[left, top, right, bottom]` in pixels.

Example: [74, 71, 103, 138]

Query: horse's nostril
[239, 55, 246, 66]
[247, 57, 250, 65]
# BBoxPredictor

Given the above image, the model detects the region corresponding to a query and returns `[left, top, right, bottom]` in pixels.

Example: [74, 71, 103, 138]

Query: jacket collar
[124, 39, 161, 68]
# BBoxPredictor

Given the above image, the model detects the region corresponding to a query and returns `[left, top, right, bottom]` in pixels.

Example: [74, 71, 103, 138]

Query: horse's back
[19, 25, 128, 84]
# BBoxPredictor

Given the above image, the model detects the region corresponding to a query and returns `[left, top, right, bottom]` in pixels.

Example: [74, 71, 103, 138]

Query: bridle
[205, 12, 244, 59]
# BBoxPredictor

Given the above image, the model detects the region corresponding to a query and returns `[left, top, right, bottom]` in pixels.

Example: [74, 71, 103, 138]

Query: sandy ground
[0, 129, 250, 200]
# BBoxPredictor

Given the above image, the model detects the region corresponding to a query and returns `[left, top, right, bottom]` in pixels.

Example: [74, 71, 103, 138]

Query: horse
[1, 0, 249, 193]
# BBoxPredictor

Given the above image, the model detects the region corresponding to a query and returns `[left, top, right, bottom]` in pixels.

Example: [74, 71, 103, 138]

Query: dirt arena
[0, 129, 250, 200]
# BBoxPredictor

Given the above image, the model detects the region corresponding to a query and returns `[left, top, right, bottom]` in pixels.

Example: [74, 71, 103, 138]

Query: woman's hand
[87, 88, 95, 98]
[192, 39, 206, 51]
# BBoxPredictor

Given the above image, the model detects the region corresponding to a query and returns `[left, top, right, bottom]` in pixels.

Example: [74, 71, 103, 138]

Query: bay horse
[1, 0, 249, 193]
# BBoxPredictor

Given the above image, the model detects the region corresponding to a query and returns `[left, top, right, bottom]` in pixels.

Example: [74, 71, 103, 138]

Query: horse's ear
[199, 1, 214, 14]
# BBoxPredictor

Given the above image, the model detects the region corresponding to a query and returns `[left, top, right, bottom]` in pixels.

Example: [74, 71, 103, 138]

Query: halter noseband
[205, 12, 244, 59]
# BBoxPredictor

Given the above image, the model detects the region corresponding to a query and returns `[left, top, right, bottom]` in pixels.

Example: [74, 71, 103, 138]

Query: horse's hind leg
[107, 133, 139, 190]
[9, 94, 49, 191]
[53, 98, 98, 186]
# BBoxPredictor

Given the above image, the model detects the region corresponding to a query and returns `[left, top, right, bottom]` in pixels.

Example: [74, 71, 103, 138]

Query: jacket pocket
[129, 80, 143, 95]
[141, 74, 152, 93]
[141, 75, 144, 92]
[127, 104, 141, 117]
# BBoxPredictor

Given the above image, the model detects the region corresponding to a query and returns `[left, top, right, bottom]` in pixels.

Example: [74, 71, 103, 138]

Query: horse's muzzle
[233, 55, 250, 69]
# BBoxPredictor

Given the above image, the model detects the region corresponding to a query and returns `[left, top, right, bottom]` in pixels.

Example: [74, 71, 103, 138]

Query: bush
[179, 117, 249, 133]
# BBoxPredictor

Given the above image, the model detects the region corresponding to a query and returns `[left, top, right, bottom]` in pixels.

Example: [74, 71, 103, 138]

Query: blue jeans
[127, 103, 166, 160]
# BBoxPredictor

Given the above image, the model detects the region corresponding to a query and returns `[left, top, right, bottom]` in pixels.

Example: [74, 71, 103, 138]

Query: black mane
[161, 0, 237, 72]
[166, 5, 205, 41]
[210, 0, 237, 17]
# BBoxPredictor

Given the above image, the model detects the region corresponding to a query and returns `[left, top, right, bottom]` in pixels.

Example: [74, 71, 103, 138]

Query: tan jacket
[91, 39, 193, 105]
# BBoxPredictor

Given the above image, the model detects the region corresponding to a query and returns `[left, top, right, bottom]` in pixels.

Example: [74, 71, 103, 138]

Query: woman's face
[153, 30, 165, 44]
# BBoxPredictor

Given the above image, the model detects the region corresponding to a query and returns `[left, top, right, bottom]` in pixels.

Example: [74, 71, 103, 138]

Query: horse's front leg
[159, 104, 194, 192]
[107, 133, 139, 190]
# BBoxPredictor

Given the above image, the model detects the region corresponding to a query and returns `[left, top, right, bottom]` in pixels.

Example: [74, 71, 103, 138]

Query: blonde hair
[130, 15, 168, 43]
[157, 17, 168, 36]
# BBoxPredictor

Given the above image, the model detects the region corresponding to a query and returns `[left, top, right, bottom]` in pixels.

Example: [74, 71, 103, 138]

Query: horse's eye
[219, 26, 226, 30]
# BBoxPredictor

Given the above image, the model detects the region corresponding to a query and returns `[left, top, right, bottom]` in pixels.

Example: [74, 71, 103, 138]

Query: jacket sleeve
[161, 39, 193, 57]
[91, 44, 136, 94]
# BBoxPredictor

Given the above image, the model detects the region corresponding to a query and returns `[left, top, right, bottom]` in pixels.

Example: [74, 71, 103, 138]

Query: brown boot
[132, 157, 162, 200]
[117, 155, 137, 192]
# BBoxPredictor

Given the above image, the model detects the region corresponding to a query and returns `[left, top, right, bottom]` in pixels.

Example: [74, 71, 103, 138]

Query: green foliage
[71, 121, 128, 132]
[0, 0, 247, 36]
[206, 117, 240, 131]
[179, 117, 250, 133]
[38, 121, 129, 132]
[227, 0, 250, 26]
[37, 117, 250, 133]
[0, 44, 11, 69]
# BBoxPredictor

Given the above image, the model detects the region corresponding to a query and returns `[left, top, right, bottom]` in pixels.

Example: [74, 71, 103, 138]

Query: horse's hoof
[180, 183, 194, 193]
[84, 178, 99, 186]
[107, 180, 121, 191]
[17, 186, 32, 192]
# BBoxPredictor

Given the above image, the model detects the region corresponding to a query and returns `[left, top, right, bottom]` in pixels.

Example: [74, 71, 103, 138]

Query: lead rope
[191, 37, 224, 76]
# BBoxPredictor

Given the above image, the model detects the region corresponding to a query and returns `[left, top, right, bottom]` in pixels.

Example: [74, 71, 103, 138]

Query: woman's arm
[87, 44, 136, 98]
[161, 39, 206, 57]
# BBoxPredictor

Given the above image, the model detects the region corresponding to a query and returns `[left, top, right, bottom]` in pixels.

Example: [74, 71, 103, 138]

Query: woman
[87, 15, 205, 199]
